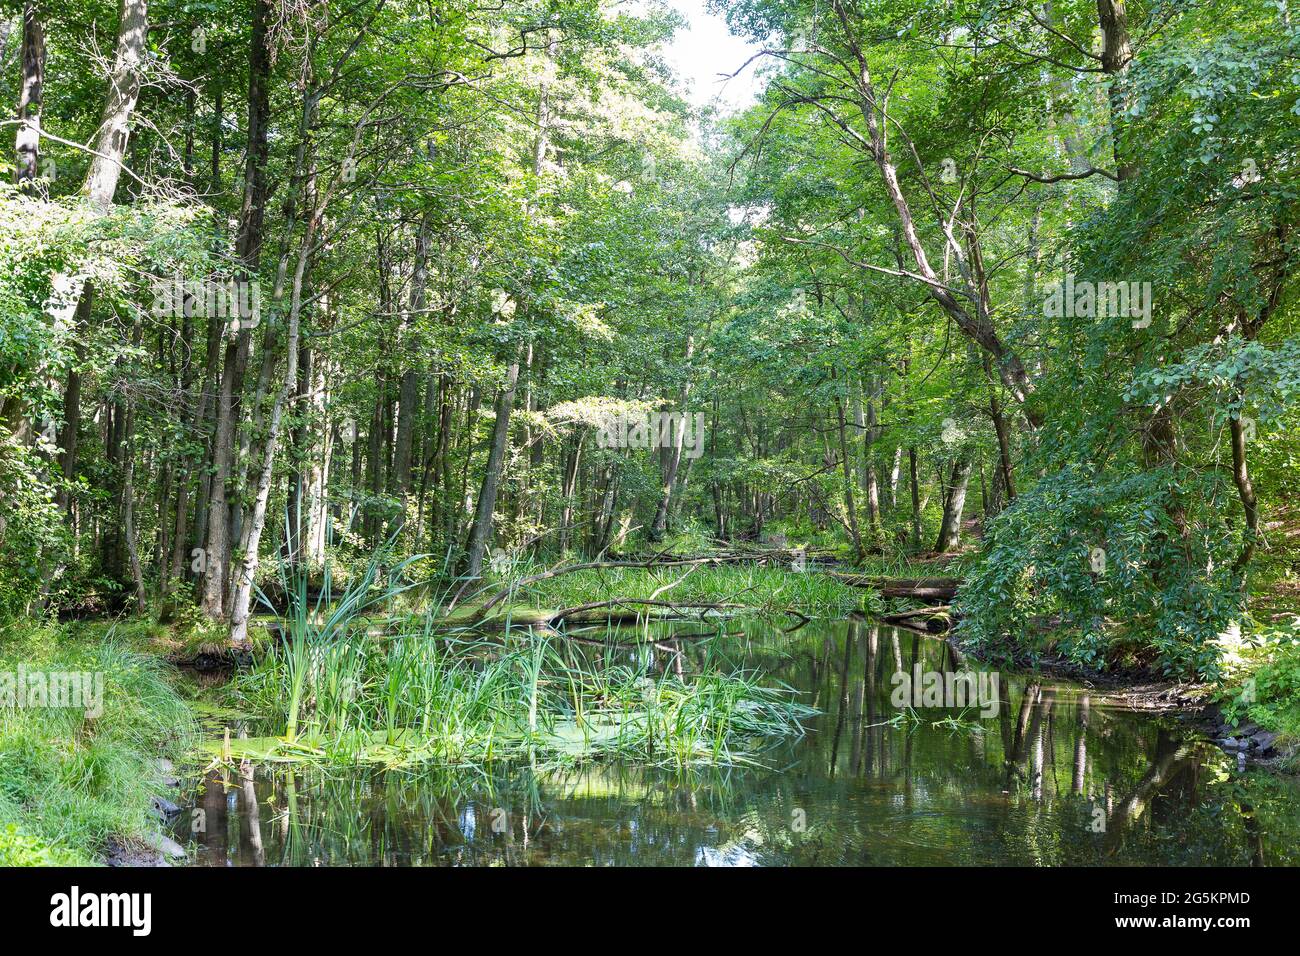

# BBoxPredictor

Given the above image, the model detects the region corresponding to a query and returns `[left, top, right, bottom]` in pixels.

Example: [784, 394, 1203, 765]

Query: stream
[176, 616, 1300, 866]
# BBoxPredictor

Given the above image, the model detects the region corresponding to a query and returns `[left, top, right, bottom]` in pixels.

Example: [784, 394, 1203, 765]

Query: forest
[0, 0, 1298, 871]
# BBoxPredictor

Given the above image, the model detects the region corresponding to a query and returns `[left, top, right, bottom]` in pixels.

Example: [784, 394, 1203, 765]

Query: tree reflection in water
[179, 618, 1300, 866]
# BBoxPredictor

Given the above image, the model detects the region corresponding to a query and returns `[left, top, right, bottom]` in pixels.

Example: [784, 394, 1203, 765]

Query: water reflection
[179, 618, 1300, 866]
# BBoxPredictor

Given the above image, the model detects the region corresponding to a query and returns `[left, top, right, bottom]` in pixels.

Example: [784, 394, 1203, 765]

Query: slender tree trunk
[121, 405, 147, 614]
[863, 377, 881, 535]
[887, 445, 902, 511]
[649, 334, 695, 541]
[1230, 415, 1259, 582]
[834, 373, 866, 562]
[464, 350, 521, 576]
[908, 447, 922, 548]
[391, 209, 434, 532]
[558, 433, 583, 554]
[229, 178, 318, 645]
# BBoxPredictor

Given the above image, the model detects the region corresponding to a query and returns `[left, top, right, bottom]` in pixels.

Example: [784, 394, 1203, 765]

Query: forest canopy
[0, 0, 1297, 681]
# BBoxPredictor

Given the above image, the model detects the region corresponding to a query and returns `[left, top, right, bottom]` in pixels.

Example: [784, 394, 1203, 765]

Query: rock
[156, 757, 180, 788]
[1216, 737, 1245, 750]
[1236, 723, 1260, 737]
[153, 834, 188, 860]
[151, 795, 181, 818]
[1252, 731, 1278, 755]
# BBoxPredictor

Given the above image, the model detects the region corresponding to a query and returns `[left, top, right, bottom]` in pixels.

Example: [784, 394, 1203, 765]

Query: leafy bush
[958, 465, 1242, 679]
[1218, 619, 1300, 741]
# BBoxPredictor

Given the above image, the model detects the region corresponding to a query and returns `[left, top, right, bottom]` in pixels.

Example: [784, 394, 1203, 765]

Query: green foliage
[1219, 618, 1300, 743]
[958, 466, 1242, 679]
[0, 823, 87, 867]
[0, 622, 196, 864]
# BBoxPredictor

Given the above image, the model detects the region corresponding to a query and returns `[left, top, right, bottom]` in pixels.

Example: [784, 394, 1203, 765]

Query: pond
[176, 616, 1300, 866]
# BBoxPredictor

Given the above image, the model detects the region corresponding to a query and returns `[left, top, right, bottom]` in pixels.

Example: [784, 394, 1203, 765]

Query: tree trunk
[934, 453, 973, 553]
[863, 376, 881, 535]
[84, 0, 149, 207]
[1096, 0, 1137, 182]
[649, 334, 695, 541]
[908, 447, 922, 547]
[834, 373, 866, 562]
[1230, 415, 1259, 582]
[558, 432, 584, 554]
[15, 1, 43, 190]
[391, 209, 434, 532]
[229, 187, 317, 645]
[121, 404, 147, 614]
[200, 0, 273, 618]
[464, 350, 521, 577]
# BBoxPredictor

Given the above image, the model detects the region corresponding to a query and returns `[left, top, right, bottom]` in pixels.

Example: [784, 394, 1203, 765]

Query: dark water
[178, 617, 1300, 866]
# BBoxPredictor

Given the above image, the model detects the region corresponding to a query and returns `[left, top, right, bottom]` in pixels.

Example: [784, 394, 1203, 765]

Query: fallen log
[880, 604, 954, 633]
[826, 573, 961, 601]
[550, 598, 747, 623]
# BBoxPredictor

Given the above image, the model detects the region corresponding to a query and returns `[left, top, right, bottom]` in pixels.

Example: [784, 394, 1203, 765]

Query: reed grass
[228, 553, 817, 771]
[232, 629, 815, 770]
[506, 563, 874, 617]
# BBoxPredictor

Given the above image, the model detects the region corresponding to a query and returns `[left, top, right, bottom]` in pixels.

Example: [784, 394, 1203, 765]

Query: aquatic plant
[230, 627, 816, 771]
[503, 563, 875, 619]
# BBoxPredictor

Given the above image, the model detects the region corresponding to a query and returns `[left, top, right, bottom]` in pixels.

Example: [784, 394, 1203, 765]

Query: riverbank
[4, 556, 1295, 866]
[0, 621, 195, 866]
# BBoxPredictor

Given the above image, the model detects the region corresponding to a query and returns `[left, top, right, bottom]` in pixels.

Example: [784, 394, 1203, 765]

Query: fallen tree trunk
[549, 598, 746, 623]
[827, 573, 961, 601]
[879, 604, 953, 632]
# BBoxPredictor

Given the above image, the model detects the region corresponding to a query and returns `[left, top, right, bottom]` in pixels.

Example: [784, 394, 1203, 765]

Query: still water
[178, 616, 1300, 866]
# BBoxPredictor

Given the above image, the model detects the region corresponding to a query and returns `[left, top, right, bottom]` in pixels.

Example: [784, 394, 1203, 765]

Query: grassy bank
[0, 622, 195, 865]
[454, 559, 882, 624]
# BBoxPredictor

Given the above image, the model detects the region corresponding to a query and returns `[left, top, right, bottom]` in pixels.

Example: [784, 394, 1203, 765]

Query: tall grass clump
[234, 630, 814, 770]
[517, 564, 873, 618]
[228, 553, 816, 770]
[0, 622, 196, 865]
